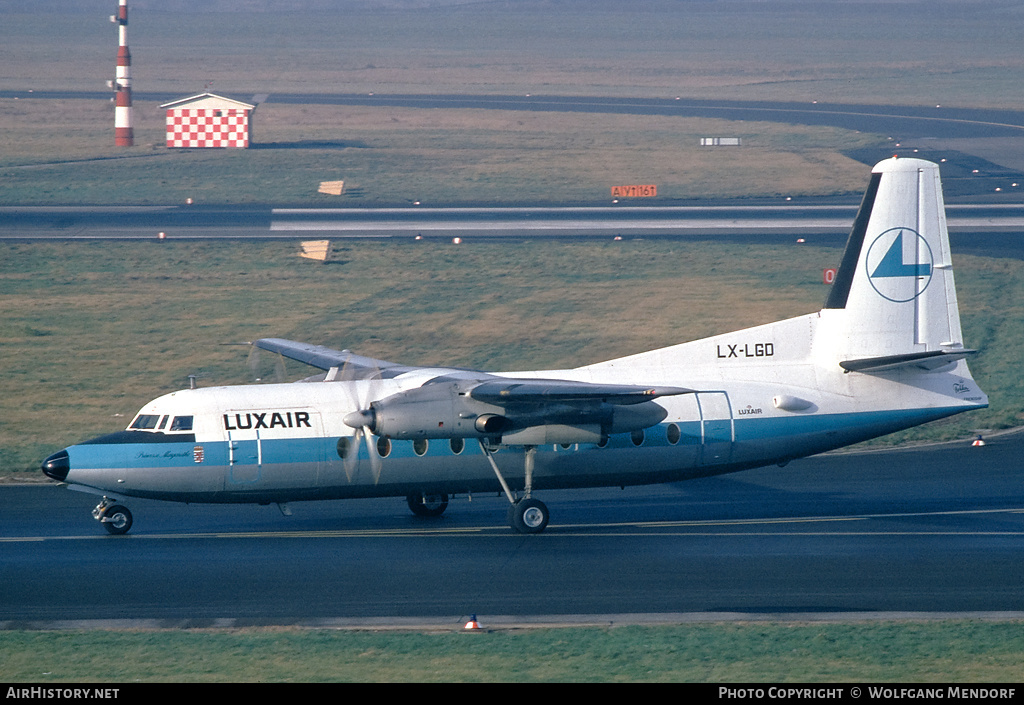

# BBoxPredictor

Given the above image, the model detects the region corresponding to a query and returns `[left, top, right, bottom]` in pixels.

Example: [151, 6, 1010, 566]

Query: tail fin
[817, 157, 974, 370]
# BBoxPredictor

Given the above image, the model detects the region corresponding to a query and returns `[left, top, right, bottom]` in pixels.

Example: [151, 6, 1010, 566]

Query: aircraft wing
[252, 338, 418, 379]
[468, 379, 694, 405]
[255, 337, 693, 411]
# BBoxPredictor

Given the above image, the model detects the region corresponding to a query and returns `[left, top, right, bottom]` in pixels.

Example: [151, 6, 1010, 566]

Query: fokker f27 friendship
[42, 158, 988, 534]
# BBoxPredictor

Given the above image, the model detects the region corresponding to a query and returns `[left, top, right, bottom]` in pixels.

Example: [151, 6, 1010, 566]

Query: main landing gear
[93, 497, 133, 535]
[507, 496, 550, 534]
[407, 492, 449, 518]
[480, 442, 550, 534]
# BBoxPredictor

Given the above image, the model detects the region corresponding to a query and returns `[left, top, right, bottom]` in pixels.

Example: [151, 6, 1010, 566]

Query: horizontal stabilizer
[839, 349, 977, 373]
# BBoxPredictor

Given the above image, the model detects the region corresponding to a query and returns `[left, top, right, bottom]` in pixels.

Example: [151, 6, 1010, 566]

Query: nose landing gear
[93, 497, 133, 535]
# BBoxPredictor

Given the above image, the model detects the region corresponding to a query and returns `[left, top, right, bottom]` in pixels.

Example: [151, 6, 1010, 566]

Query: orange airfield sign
[611, 185, 657, 198]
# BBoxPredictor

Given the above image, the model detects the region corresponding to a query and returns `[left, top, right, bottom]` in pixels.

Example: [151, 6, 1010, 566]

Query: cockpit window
[130, 414, 161, 430]
[169, 416, 194, 432]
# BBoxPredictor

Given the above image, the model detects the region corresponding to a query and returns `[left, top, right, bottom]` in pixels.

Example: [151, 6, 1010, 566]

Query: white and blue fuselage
[41, 158, 989, 533]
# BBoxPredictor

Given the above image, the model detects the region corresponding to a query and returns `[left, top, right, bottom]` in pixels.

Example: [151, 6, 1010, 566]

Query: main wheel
[510, 497, 549, 534]
[407, 492, 449, 518]
[102, 505, 133, 535]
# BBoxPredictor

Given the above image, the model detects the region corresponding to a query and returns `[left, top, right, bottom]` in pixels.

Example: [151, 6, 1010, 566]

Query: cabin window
[157, 415, 168, 430]
[336, 437, 351, 460]
[449, 437, 465, 455]
[666, 423, 681, 445]
[376, 436, 392, 458]
[631, 429, 645, 447]
[130, 414, 161, 430]
[169, 416, 193, 432]
[413, 438, 428, 456]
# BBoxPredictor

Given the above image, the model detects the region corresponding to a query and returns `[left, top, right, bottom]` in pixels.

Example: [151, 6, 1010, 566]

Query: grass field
[4, 4, 1024, 106]
[3, 621, 1024, 682]
[0, 98, 883, 205]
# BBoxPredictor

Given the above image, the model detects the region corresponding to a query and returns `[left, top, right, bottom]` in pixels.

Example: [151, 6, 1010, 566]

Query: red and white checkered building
[160, 93, 255, 149]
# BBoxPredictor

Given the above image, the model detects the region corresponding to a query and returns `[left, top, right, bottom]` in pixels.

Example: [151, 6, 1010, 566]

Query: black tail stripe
[824, 172, 882, 310]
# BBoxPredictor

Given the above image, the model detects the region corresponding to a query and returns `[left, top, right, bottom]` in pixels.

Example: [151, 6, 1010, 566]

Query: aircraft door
[226, 429, 261, 484]
[224, 409, 325, 488]
[696, 392, 734, 466]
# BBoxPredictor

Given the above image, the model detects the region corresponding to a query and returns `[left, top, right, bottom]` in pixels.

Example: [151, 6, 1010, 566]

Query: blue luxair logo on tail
[865, 227, 933, 302]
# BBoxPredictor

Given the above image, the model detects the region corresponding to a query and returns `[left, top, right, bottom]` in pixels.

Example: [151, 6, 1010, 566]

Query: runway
[3, 430, 1023, 627]
[2, 203, 1024, 249]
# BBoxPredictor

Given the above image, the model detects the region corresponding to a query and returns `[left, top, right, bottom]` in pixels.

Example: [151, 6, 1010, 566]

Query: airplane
[41, 157, 988, 535]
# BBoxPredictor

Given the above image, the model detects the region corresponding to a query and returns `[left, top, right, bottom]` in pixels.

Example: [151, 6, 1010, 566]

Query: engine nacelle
[501, 424, 603, 446]
[350, 380, 669, 444]
[357, 381, 502, 440]
[474, 413, 513, 435]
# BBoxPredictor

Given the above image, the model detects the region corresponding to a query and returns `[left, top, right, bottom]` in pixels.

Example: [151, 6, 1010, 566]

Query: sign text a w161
[612, 185, 657, 198]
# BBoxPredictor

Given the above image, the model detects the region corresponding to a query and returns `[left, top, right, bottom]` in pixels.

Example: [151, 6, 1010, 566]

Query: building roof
[160, 92, 256, 111]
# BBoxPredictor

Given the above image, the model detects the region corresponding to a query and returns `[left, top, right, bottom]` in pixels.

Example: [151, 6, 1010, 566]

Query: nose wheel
[93, 497, 133, 535]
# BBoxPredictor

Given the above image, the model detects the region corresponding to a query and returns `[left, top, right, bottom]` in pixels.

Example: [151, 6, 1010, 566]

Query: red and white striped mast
[111, 0, 133, 146]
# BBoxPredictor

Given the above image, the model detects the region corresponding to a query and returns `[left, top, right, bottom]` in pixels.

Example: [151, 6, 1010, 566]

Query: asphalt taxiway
[3, 430, 1023, 628]
[2, 204, 1024, 249]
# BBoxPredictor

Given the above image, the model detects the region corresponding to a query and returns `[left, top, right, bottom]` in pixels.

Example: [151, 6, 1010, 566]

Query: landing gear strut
[93, 497, 133, 535]
[480, 442, 550, 534]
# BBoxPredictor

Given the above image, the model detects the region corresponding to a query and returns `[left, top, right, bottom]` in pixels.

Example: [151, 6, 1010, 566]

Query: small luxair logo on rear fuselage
[866, 227, 933, 302]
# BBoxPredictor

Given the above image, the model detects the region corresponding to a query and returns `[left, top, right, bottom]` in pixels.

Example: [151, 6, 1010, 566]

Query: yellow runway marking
[5, 507, 1024, 543]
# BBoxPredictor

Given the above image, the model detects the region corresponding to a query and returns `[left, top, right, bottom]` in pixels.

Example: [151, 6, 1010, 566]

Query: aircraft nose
[41, 449, 70, 482]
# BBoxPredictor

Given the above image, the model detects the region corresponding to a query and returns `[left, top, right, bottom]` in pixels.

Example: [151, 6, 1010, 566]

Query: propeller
[336, 356, 384, 483]
[245, 344, 287, 383]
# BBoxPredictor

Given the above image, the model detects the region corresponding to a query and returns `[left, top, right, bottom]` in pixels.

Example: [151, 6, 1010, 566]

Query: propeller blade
[342, 430, 359, 483]
[273, 353, 287, 383]
[359, 361, 385, 484]
[338, 353, 363, 483]
[365, 430, 383, 484]
[335, 351, 386, 484]
[246, 345, 262, 382]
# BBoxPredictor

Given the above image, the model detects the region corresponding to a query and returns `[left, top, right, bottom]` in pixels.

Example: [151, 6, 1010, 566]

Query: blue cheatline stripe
[66, 405, 980, 471]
